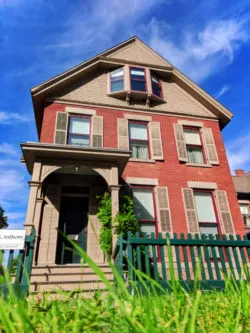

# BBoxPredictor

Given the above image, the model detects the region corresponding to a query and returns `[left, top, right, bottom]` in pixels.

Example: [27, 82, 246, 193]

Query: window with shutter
[155, 187, 172, 233]
[182, 188, 199, 233]
[117, 118, 129, 150]
[201, 127, 219, 165]
[148, 122, 164, 160]
[54, 112, 68, 144]
[215, 190, 235, 234]
[91, 116, 103, 148]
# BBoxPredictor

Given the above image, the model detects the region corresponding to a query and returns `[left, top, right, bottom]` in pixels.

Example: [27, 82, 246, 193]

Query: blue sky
[0, 0, 250, 229]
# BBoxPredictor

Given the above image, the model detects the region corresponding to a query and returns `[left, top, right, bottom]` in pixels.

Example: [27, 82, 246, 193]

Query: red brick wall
[40, 102, 244, 235]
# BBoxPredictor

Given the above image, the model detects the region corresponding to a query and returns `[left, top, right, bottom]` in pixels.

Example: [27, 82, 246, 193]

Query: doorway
[56, 194, 89, 264]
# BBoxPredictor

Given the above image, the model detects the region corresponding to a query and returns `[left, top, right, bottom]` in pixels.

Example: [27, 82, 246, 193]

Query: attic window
[110, 68, 124, 92]
[151, 73, 161, 98]
[130, 67, 146, 92]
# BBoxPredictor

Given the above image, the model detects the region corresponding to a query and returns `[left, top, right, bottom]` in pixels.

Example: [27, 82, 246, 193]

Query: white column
[24, 161, 42, 233]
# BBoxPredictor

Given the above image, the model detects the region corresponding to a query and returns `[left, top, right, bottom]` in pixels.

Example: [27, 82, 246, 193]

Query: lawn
[0, 279, 249, 332]
[1, 244, 250, 332]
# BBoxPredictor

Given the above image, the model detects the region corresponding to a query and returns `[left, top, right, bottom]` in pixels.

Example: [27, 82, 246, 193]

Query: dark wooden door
[57, 196, 89, 264]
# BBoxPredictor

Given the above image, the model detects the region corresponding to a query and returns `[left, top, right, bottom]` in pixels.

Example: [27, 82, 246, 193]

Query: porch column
[33, 197, 45, 264]
[110, 185, 121, 248]
[24, 161, 42, 234]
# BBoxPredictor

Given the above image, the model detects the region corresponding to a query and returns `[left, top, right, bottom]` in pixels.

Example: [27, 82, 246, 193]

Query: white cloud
[0, 111, 30, 124]
[0, 168, 28, 203]
[225, 133, 250, 172]
[214, 85, 231, 98]
[0, 143, 19, 156]
[41, 0, 164, 54]
[6, 212, 25, 221]
[147, 18, 249, 82]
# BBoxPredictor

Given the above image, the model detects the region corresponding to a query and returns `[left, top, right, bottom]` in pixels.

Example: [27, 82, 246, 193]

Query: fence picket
[143, 233, 150, 277]
[7, 250, 14, 274]
[236, 235, 247, 265]
[215, 234, 228, 278]
[158, 233, 167, 280]
[195, 234, 206, 280]
[135, 232, 142, 272]
[229, 235, 242, 278]
[201, 234, 214, 280]
[151, 233, 159, 281]
[180, 234, 191, 280]
[209, 234, 221, 280]
[174, 233, 183, 280]
[222, 235, 236, 280]
[187, 234, 197, 279]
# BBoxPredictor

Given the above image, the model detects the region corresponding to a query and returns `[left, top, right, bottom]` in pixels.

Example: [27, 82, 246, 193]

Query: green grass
[0, 242, 250, 332]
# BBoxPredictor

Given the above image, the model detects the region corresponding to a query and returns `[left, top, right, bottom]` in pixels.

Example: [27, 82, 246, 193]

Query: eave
[21, 142, 131, 175]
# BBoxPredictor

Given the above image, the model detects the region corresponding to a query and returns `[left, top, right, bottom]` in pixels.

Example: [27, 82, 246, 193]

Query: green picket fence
[0, 228, 36, 298]
[113, 232, 250, 291]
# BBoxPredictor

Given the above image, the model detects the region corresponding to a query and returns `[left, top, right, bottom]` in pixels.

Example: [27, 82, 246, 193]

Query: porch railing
[0, 228, 36, 298]
[112, 232, 250, 291]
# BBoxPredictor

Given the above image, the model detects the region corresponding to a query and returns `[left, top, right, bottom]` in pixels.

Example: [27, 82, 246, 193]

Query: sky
[0, 0, 250, 230]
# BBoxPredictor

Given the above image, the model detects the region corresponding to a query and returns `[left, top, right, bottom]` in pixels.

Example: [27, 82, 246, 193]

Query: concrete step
[30, 272, 114, 283]
[31, 264, 112, 275]
[30, 280, 112, 293]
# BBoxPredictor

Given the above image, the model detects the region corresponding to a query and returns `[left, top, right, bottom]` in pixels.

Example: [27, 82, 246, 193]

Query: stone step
[31, 264, 112, 275]
[30, 272, 114, 283]
[30, 280, 112, 293]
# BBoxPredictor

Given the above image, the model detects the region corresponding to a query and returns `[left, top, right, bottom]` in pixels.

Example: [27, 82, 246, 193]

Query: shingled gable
[31, 36, 233, 137]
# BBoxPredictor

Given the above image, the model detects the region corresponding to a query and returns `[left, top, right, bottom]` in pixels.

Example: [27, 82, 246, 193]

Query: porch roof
[21, 142, 131, 174]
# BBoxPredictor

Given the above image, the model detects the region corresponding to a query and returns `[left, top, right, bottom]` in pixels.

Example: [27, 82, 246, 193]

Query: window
[194, 191, 219, 257]
[151, 74, 161, 97]
[239, 204, 250, 226]
[130, 67, 146, 92]
[239, 204, 249, 215]
[67, 116, 90, 147]
[132, 187, 157, 235]
[129, 122, 149, 159]
[110, 68, 124, 92]
[183, 127, 204, 164]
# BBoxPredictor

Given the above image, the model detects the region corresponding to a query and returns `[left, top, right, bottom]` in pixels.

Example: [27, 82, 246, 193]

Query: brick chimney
[235, 169, 245, 176]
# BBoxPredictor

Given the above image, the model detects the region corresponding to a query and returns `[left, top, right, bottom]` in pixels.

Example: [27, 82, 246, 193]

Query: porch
[21, 142, 130, 270]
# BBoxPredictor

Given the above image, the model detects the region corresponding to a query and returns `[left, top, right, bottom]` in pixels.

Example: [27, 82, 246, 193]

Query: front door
[57, 196, 89, 264]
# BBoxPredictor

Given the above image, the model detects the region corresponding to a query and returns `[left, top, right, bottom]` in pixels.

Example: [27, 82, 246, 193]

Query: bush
[114, 195, 141, 238]
[96, 192, 113, 259]
[97, 193, 141, 259]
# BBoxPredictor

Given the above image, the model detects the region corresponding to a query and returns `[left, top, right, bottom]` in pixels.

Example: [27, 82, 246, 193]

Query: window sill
[186, 163, 212, 168]
[129, 158, 156, 164]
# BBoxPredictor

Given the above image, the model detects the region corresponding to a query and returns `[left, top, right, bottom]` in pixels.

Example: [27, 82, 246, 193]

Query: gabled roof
[31, 36, 233, 137]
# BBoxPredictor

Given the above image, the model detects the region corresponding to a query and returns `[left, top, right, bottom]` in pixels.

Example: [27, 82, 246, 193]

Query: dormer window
[110, 68, 124, 92]
[151, 74, 161, 97]
[130, 67, 146, 92]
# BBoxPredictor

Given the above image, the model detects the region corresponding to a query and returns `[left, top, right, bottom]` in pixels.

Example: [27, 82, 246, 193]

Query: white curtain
[194, 192, 216, 223]
[184, 129, 201, 145]
[69, 117, 90, 135]
[129, 123, 147, 140]
[133, 189, 154, 220]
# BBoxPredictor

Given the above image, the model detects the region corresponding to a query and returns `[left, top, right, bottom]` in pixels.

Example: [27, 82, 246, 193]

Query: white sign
[0, 230, 26, 250]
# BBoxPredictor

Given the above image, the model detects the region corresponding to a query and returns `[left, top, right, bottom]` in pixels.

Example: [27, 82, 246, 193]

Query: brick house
[233, 169, 250, 238]
[21, 36, 244, 291]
